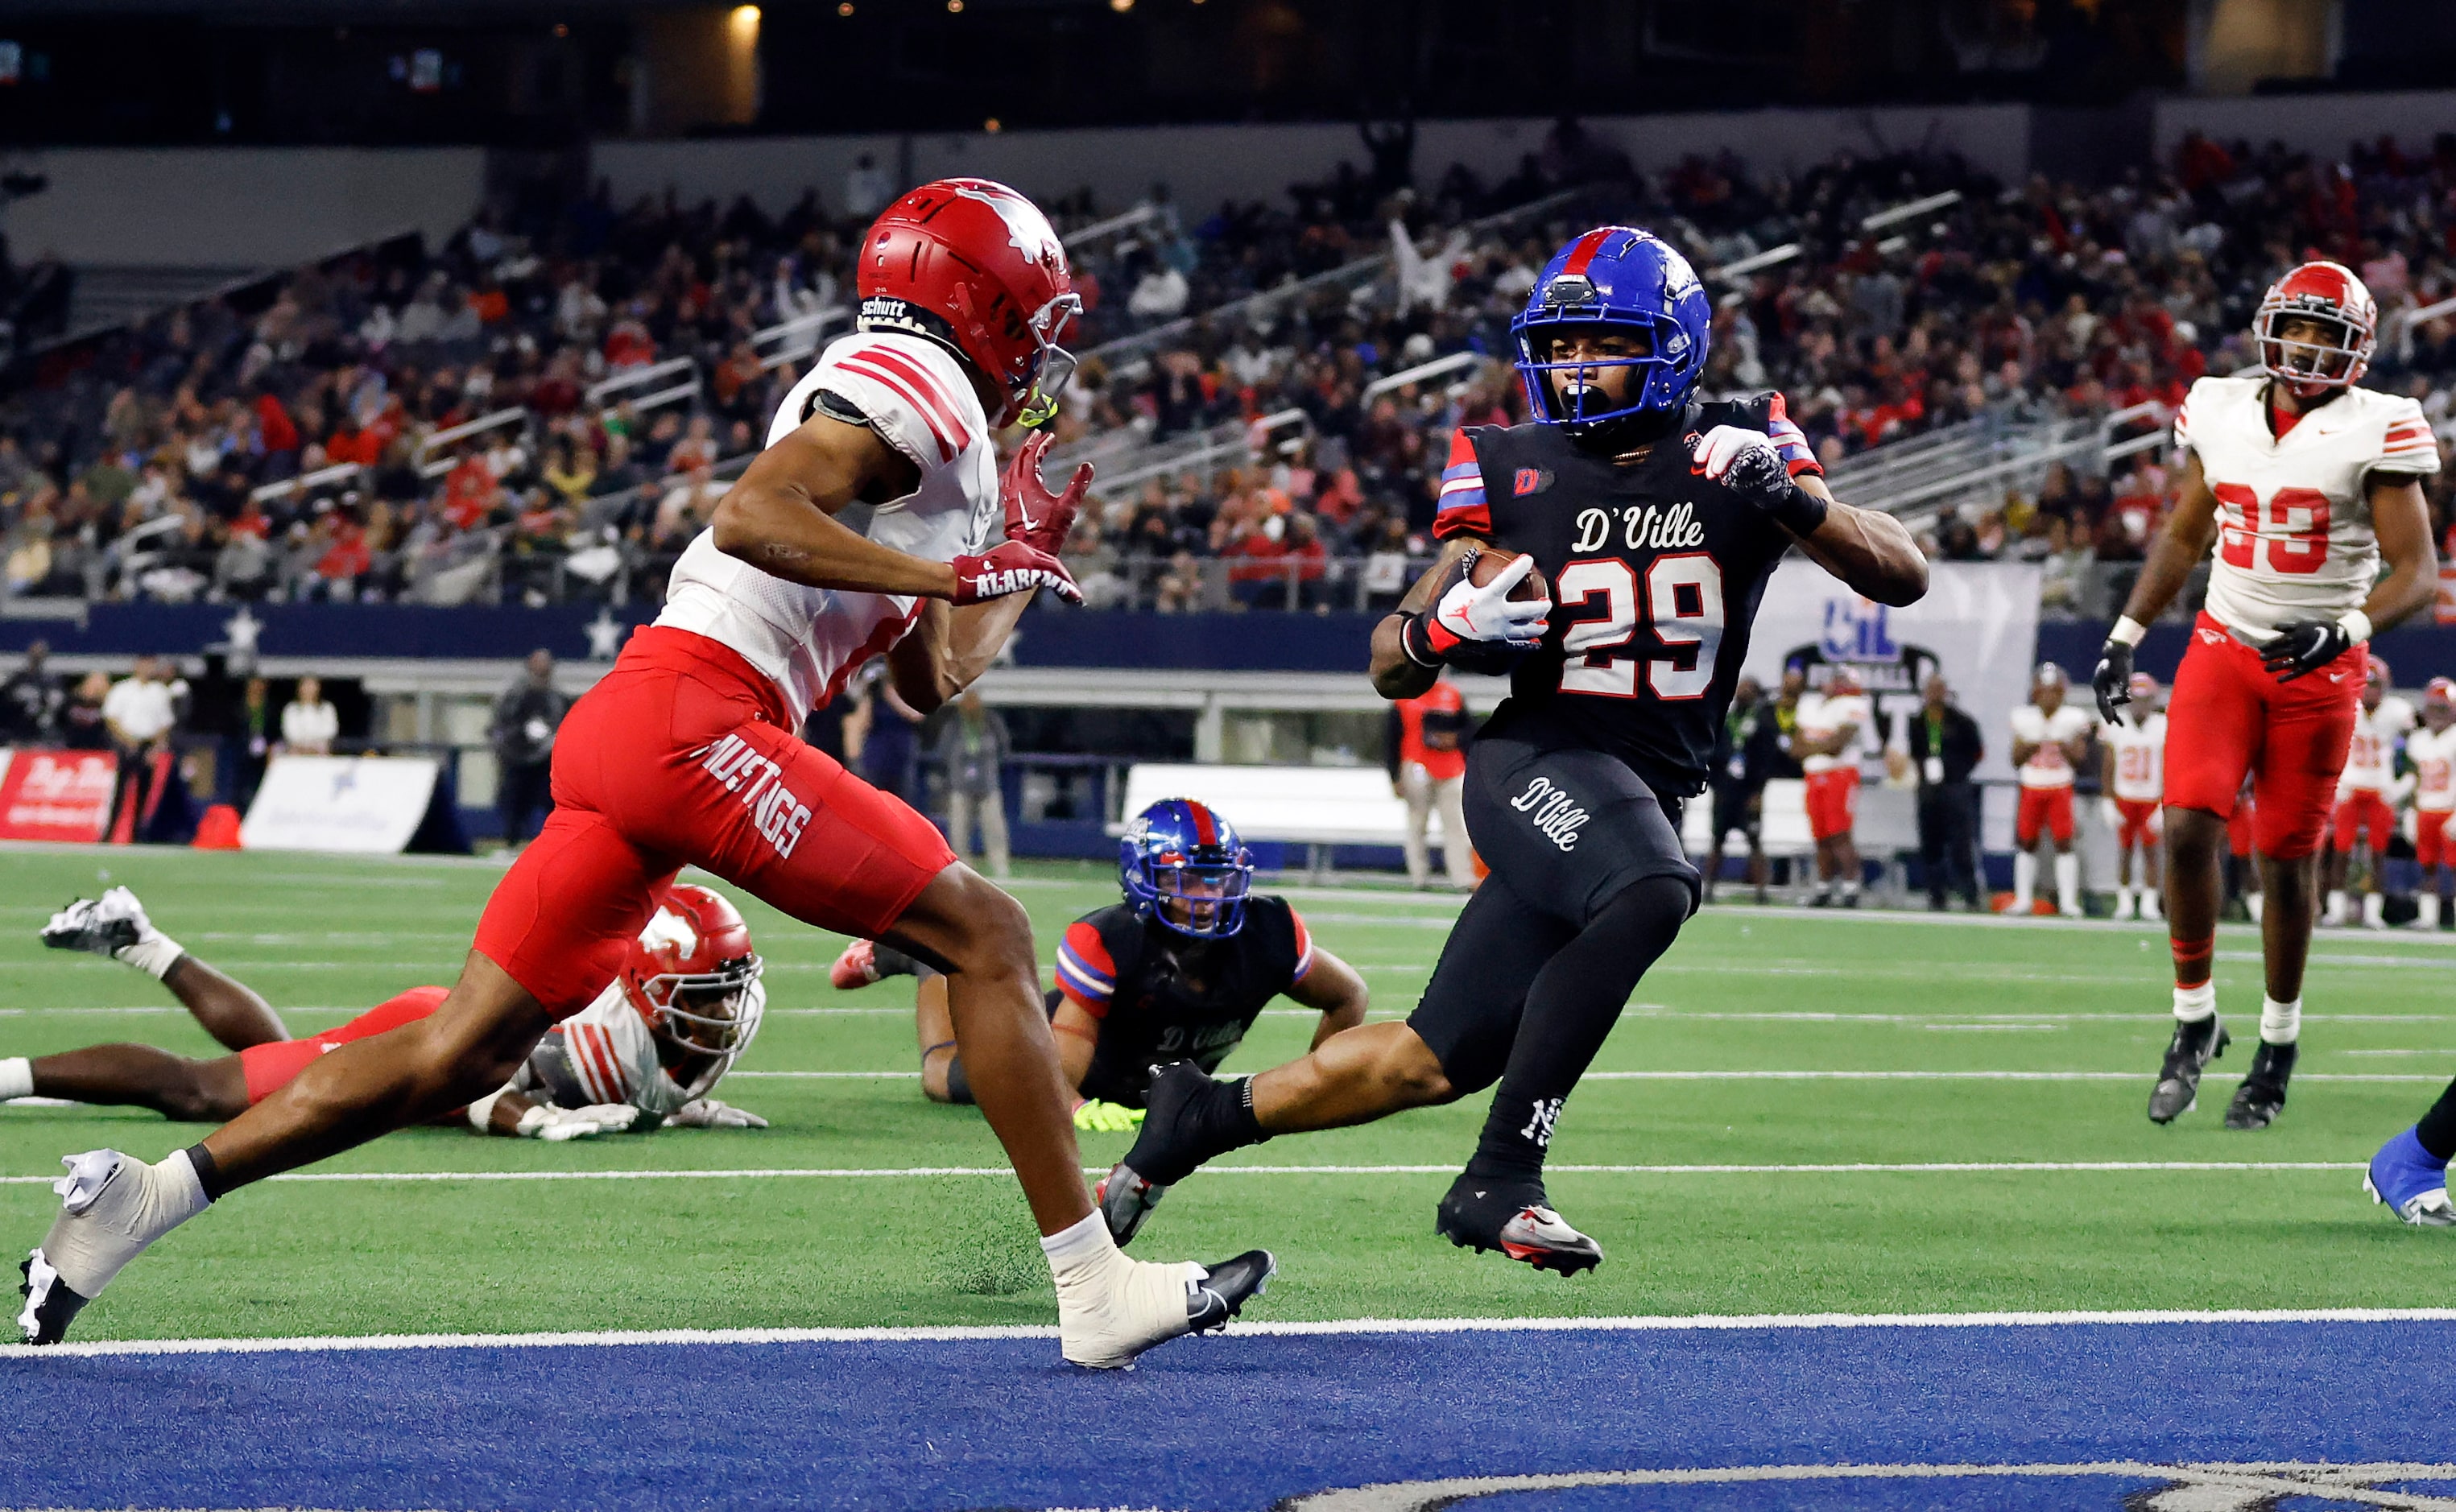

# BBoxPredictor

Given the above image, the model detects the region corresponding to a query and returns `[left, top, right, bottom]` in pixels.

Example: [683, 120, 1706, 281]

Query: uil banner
[240, 754, 441, 854]
[0, 749, 118, 842]
[1741, 560, 2043, 783]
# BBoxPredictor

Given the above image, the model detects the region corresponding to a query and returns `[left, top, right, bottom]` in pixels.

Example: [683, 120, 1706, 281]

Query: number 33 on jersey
[1433, 391, 1817, 792]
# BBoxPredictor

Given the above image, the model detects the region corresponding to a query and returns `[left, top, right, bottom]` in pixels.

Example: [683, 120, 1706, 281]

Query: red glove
[1001, 431, 1092, 555]
[949, 540, 1083, 606]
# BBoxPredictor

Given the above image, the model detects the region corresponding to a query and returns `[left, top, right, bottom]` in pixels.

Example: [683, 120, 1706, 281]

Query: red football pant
[2162, 613, 2363, 861]
[238, 986, 449, 1105]
[2334, 788, 2396, 853]
[2015, 786, 2074, 847]
[1805, 769, 1859, 841]
[2115, 797, 2161, 850]
[2421, 811, 2455, 870]
[2227, 796, 2256, 860]
[474, 627, 957, 1018]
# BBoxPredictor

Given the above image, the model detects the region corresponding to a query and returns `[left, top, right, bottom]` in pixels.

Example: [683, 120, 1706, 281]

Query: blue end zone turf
[5, 1317, 2454, 1510]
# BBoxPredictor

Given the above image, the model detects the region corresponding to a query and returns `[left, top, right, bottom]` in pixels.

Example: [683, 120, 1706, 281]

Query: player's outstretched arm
[713, 414, 1078, 605]
[1286, 947, 1370, 1049]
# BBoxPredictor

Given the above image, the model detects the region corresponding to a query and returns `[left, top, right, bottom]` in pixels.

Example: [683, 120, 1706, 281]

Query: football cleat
[2223, 1040, 2298, 1130]
[2148, 1015, 2229, 1125]
[2366, 1127, 2455, 1228]
[1056, 1248, 1275, 1369]
[39, 887, 158, 963]
[828, 939, 880, 990]
[18, 1149, 197, 1345]
[1098, 1061, 1259, 1246]
[1435, 1173, 1602, 1275]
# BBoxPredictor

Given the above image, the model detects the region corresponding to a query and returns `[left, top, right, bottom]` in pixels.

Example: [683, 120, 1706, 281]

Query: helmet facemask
[2260, 309, 2364, 395]
[629, 952, 765, 1091]
[1013, 291, 1082, 428]
[1139, 859, 1253, 939]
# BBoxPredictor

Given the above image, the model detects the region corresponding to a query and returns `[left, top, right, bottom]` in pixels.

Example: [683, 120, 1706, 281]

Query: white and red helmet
[622, 883, 764, 1061]
[858, 177, 1080, 428]
[2255, 260, 2377, 396]
[2427, 675, 2456, 709]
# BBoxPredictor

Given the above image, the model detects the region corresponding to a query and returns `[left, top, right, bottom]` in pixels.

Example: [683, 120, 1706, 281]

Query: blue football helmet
[1119, 797, 1253, 940]
[1511, 226, 1712, 437]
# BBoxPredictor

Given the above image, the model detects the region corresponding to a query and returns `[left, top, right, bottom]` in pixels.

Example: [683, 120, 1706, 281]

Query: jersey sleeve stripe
[568, 1027, 610, 1103]
[837, 357, 956, 463]
[857, 345, 976, 452]
[1439, 474, 1487, 498]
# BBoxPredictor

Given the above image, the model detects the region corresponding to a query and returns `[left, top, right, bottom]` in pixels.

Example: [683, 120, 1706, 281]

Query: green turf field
[3, 842, 2453, 1343]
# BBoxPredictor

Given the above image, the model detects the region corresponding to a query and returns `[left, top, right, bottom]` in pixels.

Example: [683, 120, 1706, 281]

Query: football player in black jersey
[1099, 226, 1926, 1270]
[832, 799, 1369, 1125]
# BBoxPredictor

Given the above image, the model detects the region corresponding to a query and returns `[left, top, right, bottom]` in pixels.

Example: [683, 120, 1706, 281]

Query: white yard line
[10, 1303, 2456, 1361]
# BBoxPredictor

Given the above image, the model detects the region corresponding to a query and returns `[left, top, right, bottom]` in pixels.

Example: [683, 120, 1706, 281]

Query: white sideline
[0, 1159, 2372, 1184]
[9, 1305, 2456, 1361]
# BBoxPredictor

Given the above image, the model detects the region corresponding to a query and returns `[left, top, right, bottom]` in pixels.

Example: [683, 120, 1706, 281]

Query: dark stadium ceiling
[0, 0, 1109, 12]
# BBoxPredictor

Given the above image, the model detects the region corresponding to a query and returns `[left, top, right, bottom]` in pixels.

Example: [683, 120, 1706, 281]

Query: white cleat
[1056, 1248, 1274, 1369]
[18, 1149, 202, 1345]
[39, 887, 168, 969]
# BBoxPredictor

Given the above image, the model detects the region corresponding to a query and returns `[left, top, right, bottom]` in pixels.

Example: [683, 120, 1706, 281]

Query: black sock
[2416, 1077, 2456, 1163]
[941, 1052, 975, 1105]
[184, 1142, 225, 1204]
[1466, 876, 1691, 1186]
[873, 944, 920, 980]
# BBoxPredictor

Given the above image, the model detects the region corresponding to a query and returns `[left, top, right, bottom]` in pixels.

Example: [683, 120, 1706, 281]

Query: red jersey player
[20, 180, 1271, 1364]
[2093, 261, 2442, 1131]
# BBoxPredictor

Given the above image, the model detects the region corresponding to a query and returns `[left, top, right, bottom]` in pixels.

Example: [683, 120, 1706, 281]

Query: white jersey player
[18, 180, 1272, 1369]
[1796, 667, 1872, 907]
[2408, 680, 2456, 931]
[2099, 671, 2167, 922]
[2325, 658, 2417, 928]
[2093, 258, 2442, 1134]
[2007, 663, 2094, 916]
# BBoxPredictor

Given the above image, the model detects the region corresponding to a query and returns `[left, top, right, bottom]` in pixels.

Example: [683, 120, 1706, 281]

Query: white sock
[2173, 982, 2217, 1022]
[0, 1057, 30, 1101]
[2326, 889, 2347, 919]
[158, 1147, 212, 1221]
[2013, 852, 2036, 908]
[1040, 1209, 1122, 1285]
[2421, 894, 2442, 928]
[116, 930, 184, 981]
[2247, 891, 2264, 923]
[2363, 892, 2386, 927]
[2054, 853, 2079, 910]
[2143, 891, 2163, 919]
[2116, 886, 2135, 914]
[2260, 995, 2301, 1045]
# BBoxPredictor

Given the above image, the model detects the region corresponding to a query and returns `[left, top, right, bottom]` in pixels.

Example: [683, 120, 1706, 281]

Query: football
[1468, 546, 1550, 603]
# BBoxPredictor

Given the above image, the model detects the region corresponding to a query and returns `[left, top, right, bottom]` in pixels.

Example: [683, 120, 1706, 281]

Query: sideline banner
[241, 754, 441, 854]
[1742, 560, 2042, 784]
[0, 749, 118, 842]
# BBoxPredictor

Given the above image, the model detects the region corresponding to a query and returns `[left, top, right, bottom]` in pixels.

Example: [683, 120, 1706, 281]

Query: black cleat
[1187, 1250, 1275, 1333]
[2223, 1039, 2298, 1130]
[1435, 1173, 1602, 1275]
[18, 1250, 92, 1346]
[1098, 1061, 1260, 1246]
[2148, 1015, 2229, 1125]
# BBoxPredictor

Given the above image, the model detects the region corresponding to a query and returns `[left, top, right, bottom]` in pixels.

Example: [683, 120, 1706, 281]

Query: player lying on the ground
[2322, 657, 2412, 930]
[6, 885, 768, 1138]
[1098, 225, 1926, 1271]
[2093, 260, 2440, 1132]
[2100, 671, 2167, 922]
[833, 799, 1369, 1128]
[19, 180, 1269, 1365]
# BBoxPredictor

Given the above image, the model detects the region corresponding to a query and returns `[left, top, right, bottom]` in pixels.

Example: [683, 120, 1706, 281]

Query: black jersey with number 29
[1437, 394, 1813, 797]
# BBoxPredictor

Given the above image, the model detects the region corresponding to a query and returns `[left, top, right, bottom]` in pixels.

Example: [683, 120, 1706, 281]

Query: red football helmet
[622, 883, 765, 1060]
[2427, 675, 2456, 708]
[858, 178, 1080, 428]
[2367, 655, 2392, 688]
[2255, 261, 2376, 396]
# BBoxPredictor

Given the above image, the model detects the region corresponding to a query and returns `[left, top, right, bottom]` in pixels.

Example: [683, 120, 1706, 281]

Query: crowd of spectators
[2, 122, 2453, 620]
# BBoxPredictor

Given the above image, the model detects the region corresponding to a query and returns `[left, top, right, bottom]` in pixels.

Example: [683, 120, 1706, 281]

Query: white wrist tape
[2109, 616, 2148, 647]
[2336, 609, 2372, 644]
[465, 1089, 504, 1133]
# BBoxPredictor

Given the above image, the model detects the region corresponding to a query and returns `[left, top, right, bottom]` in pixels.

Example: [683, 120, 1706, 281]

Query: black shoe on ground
[1187, 1250, 1276, 1333]
[1434, 1173, 1602, 1275]
[2148, 1014, 2230, 1125]
[2223, 1039, 2298, 1130]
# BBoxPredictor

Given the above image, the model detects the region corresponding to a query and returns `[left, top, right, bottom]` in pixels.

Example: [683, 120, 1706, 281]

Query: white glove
[1691, 424, 1780, 483]
[515, 1101, 639, 1141]
[670, 1097, 767, 1130]
[1431, 553, 1551, 649]
[1691, 424, 1827, 533]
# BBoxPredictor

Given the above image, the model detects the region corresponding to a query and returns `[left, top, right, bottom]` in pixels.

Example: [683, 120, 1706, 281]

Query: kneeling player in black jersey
[832, 798, 1369, 1126]
[1100, 226, 1927, 1272]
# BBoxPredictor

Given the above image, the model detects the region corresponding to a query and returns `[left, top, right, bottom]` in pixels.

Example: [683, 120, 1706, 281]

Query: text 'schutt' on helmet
[858, 178, 1080, 428]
